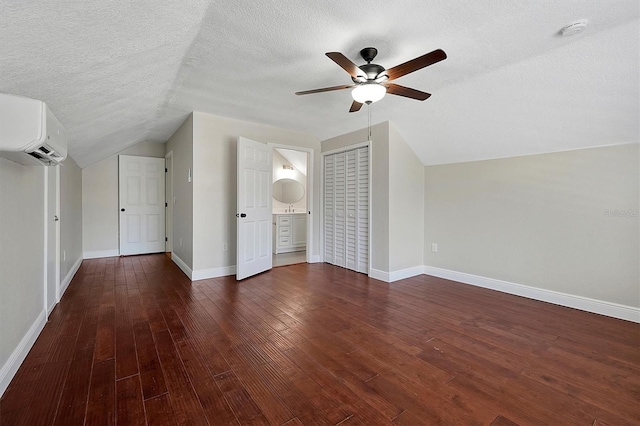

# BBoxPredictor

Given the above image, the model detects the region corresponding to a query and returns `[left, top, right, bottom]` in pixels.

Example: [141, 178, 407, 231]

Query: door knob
[236, 213, 247, 218]
[54, 215, 59, 222]
[121, 208, 125, 212]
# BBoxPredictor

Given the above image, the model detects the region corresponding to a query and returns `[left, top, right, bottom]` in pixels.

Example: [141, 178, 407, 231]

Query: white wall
[191, 112, 321, 275]
[0, 159, 45, 395]
[388, 123, 424, 274]
[424, 143, 639, 310]
[166, 115, 194, 270]
[0, 151, 83, 396]
[82, 141, 165, 258]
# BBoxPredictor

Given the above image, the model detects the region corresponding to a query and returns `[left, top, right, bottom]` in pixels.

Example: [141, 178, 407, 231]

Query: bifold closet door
[324, 146, 369, 273]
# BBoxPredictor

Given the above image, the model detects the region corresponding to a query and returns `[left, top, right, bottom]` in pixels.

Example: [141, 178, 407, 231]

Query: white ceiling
[1, 1, 638, 168]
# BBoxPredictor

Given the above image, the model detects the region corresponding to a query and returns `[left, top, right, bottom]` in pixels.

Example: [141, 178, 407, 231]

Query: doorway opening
[271, 147, 310, 267]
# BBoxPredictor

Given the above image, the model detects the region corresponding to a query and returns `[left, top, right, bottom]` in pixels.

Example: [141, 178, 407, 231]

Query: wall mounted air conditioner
[0, 93, 67, 166]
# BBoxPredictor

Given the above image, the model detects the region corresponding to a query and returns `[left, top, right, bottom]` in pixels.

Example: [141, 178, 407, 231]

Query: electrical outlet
[223, 242, 228, 251]
[431, 243, 438, 252]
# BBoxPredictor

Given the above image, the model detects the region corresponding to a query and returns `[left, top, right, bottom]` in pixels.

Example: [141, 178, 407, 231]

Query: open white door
[237, 137, 272, 280]
[119, 155, 166, 256]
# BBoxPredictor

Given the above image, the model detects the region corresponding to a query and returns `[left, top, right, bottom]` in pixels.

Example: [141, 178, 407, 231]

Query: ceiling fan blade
[349, 101, 363, 113]
[385, 83, 432, 101]
[326, 52, 366, 79]
[295, 84, 354, 96]
[384, 49, 447, 81]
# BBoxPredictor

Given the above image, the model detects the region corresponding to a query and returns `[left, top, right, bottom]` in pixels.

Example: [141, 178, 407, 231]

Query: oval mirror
[273, 178, 304, 203]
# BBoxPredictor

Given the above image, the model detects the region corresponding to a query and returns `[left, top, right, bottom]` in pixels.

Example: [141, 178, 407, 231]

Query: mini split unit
[0, 93, 68, 166]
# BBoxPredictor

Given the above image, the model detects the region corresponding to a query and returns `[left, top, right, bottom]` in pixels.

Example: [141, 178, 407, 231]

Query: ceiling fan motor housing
[360, 47, 378, 63]
[353, 47, 387, 82]
[360, 63, 386, 79]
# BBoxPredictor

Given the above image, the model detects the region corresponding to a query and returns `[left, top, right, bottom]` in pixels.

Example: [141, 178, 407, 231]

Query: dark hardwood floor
[1, 254, 638, 425]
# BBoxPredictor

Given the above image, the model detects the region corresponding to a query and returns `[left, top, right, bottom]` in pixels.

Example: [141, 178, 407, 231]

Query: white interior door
[237, 137, 272, 280]
[45, 165, 59, 315]
[119, 155, 166, 256]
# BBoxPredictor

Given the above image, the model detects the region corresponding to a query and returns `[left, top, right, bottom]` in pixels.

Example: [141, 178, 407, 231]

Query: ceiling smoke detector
[560, 21, 588, 37]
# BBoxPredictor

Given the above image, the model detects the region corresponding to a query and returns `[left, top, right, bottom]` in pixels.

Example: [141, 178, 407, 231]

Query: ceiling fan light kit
[352, 83, 386, 104]
[296, 46, 447, 112]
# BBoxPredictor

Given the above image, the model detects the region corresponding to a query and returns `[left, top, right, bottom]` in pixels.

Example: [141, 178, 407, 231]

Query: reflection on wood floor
[1, 253, 638, 425]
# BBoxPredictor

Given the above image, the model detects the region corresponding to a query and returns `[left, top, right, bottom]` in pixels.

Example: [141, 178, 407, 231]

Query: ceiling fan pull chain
[368, 103, 372, 140]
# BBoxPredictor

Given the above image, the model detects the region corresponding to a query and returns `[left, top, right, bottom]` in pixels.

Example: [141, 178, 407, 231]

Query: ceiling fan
[295, 47, 447, 112]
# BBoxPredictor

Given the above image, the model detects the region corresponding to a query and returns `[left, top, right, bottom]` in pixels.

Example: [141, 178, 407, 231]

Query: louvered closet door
[345, 149, 357, 270]
[324, 146, 369, 274]
[333, 152, 346, 268]
[356, 147, 369, 273]
[324, 155, 335, 264]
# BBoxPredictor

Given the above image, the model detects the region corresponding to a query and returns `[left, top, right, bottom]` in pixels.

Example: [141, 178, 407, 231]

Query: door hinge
[165, 237, 168, 242]
[165, 168, 168, 173]
[165, 202, 168, 207]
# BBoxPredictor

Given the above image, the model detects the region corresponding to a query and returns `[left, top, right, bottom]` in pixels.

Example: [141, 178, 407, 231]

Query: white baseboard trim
[389, 265, 424, 282]
[369, 268, 390, 282]
[308, 255, 322, 263]
[423, 266, 640, 323]
[171, 253, 193, 280]
[0, 309, 47, 397]
[60, 257, 82, 298]
[369, 266, 424, 283]
[171, 254, 236, 281]
[192, 266, 236, 281]
[83, 249, 119, 259]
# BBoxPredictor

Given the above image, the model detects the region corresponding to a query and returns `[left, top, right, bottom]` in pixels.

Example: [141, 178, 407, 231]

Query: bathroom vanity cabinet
[273, 213, 306, 254]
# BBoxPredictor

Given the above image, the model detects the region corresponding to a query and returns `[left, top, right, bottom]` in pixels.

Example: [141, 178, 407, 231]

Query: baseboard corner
[369, 268, 391, 283]
[171, 253, 193, 280]
[192, 265, 236, 281]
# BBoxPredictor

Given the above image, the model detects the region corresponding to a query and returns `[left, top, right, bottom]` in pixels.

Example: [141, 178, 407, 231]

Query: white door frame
[320, 141, 371, 276]
[268, 143, 314, 264]
[44, 165, 60, 316]
[118, 155, 166, 256]
[165, 151, 173, 253]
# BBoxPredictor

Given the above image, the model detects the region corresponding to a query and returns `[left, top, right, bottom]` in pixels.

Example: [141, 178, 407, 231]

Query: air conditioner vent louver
[28, 151, 44, 160]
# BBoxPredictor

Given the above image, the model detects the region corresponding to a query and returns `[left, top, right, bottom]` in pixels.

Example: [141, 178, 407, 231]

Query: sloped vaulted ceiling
[1, 1, 638, 168]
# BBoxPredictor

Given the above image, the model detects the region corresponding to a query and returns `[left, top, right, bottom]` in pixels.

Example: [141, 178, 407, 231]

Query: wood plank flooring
[1, 254, 638, 425]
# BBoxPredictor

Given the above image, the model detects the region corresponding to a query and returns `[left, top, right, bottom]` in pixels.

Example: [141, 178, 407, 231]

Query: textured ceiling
[1, 1, 638, 167]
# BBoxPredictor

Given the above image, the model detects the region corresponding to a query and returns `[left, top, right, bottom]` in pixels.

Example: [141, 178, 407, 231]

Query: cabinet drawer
[278, 237, 291, 246]
[278, 216, 291, 226]
[278, 226, 291, 237]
